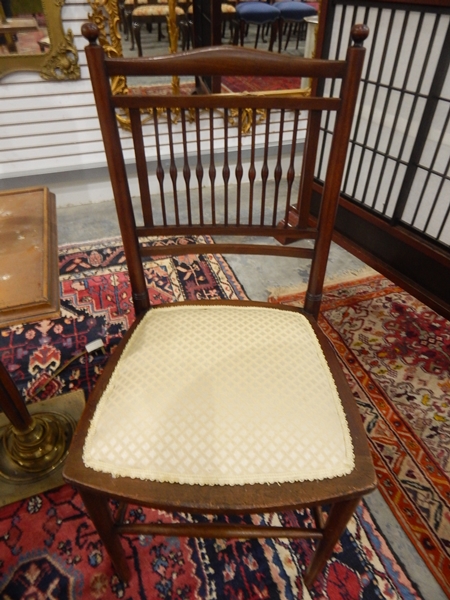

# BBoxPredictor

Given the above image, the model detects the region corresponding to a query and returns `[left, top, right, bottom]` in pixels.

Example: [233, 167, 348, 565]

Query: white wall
[0, 0, 116, 205]
[0, 3, 309, 208]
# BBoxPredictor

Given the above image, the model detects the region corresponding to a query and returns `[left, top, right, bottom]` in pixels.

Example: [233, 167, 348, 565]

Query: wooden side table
[0, 187, 85, 506]
[0, 186, 59, 326]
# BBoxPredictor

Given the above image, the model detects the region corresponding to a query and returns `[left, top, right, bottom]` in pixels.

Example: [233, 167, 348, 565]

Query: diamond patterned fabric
[83, 305, 354, 485]
[132, 5, 184, 16]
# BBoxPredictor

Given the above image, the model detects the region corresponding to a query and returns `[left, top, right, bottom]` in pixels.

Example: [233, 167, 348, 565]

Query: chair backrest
[82, 23, 368, 318]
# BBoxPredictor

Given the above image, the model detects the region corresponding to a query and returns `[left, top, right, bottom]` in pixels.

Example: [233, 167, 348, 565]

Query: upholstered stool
[274, 0, 318, 51]
[234, 0, 280, 51]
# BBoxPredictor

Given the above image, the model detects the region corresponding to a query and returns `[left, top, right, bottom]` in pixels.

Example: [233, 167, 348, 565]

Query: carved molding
[87, 0, 127, 94]
[40, 29, 79, 80]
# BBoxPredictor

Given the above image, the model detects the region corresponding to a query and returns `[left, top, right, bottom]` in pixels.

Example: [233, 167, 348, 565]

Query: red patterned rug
[270, 273, 450, 598]
[129, 76, 301, 97]
[0, 238, 425, 598]
[222, 76, 303, 93]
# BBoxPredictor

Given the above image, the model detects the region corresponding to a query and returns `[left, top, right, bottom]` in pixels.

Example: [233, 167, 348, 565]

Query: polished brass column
[0, 361, 72, 475]
[0, 350, 85, 507]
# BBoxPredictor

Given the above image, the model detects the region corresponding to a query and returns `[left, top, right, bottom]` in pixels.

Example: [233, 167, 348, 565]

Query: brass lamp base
[0, 390, 85, 507]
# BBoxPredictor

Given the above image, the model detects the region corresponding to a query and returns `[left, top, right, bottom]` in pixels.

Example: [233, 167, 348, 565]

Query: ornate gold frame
[0, 0, 80, 80]
[87, 0, 126, 94]
[87, 0, 180, 128]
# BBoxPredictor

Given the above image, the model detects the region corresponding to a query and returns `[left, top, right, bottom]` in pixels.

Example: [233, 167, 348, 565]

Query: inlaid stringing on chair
[64, 22, 376, 589]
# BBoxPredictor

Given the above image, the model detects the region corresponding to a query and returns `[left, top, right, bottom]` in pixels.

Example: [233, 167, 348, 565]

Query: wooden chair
[118, 0, 148, 48]
[64, 22, 375, 590]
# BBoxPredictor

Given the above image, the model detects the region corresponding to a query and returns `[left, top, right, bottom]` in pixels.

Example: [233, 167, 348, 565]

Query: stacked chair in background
[118, 0, 318, 55]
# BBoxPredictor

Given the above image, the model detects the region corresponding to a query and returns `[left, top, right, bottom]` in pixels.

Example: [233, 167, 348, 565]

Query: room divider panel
[287, 0, 450, 319]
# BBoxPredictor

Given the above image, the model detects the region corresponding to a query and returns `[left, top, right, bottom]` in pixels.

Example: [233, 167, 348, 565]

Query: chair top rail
[101, 45, 348, 79]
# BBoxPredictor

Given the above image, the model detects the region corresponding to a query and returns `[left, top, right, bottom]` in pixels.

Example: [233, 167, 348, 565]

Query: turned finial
[82, 22, 100, 45]
[351, 24, 369, 47]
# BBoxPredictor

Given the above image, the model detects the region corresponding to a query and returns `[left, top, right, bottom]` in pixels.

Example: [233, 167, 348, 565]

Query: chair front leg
[278, 19, 283, 53]
[227, 19, 236, 44]
[157, 21, 164, 42]
[268, 20, 279, 52]
[303, 496, 361, 588]
[127, 12, 134, 49]
[133, 21, 143, 57]
[79, 487, 131, 583]
[239, 20, 246, 46]
[254, 24, 261, 48]
[232, 19, 240, 45]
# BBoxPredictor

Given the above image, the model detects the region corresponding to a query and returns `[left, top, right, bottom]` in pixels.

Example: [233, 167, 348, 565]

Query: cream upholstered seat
[84, 305, 354, 485]
[64, 23, 375, 590]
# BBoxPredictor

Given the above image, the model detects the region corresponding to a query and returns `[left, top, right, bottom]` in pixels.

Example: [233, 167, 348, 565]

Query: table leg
[0, 360, 33, 430]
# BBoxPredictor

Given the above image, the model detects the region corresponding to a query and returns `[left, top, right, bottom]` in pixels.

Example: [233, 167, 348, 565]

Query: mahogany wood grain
[102, 45, 347, 78]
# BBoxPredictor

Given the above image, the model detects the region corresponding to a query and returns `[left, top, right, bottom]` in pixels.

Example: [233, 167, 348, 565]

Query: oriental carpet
[0, 237, 426, 599]
[129, 76, 301, 97]
[222, 76, 302, 93]
[270, 274, 450, 598]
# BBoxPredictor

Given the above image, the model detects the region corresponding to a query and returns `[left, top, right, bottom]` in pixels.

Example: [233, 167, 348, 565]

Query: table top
[0, 17, 39, 34]
[0, 187, 60, 327]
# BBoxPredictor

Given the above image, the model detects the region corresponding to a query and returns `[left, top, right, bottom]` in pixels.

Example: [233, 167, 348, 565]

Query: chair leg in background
[268, 21, 278, 52]
[133, 22, 143, 57]
[79, 488, 131, 583]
